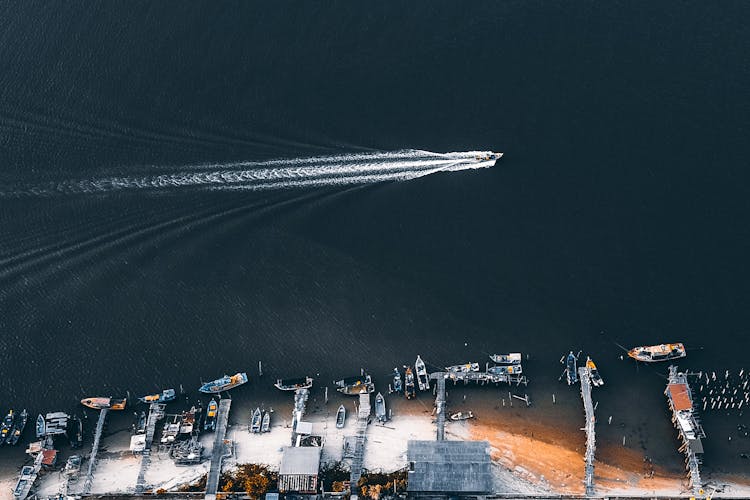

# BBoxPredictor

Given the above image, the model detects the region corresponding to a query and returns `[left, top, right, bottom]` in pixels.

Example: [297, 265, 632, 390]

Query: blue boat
[138, 389, 176, 404]
[565, 351, 578, 385]
[35, 414, 45, 439]
[204, 399, 218, 432]
[392, 368, 402, 393]
[199, 372, 248, 394]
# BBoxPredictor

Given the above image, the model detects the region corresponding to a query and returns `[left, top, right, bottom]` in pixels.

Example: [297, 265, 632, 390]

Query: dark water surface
[1, 1, 750, 477]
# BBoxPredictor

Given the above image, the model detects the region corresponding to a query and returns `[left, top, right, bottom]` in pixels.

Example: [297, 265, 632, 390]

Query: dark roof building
[406, 440, 492, 496]
[278, 446, 321, 494]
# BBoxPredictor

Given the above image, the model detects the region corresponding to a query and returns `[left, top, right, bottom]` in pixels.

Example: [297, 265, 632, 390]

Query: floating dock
[349, 391, 371, 500]
[446, 365, 528, 386]
[205, 398, 232, 500]
[135, 402, 166, 494]
[82, 408, 108, 495]
[577, 366, 596, 496]
[665, 365, 705, 497]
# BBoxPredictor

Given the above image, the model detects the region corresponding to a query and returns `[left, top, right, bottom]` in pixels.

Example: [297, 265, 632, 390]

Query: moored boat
[199, 372, 248, 393]
[179, 407, 197, 434]
[204, 399, 218, 432]
[160, 415, 181, 444]
[335, 374, 374, 395]
[133, 411, 147, 434]
[81, 397, 127, 410]
[0, 410, 14, 444]
[35, 414, 45, 438]
[68, 414, 83, 449]
[335, 405, 346, 429]
[627, 343, 686, 363]
[274, 376, 313, 391]
[261, 411, 270, 433]
[63, 454, 82, 478]
[489, 353, 522, 364]
[392, 368, 402, 393]
[488, 364, 523, 375]
[586, 357, 604, 387]
[138, 389, 176, 404]
[404, 367, 416, 399]
[7, 409, 27, 446]
[415, 355, 430, 391]
[375, 393, 387, 423]
[449, 411, 474, 421]
[250, 407, 262, 433]
[564, 351, 578, 385]
[445, 362, 480, 373]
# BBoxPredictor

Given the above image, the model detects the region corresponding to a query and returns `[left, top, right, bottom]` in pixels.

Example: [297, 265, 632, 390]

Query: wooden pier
[135, 402, 166, 494]
[665, 365, 705, 497]
[577, 366, 596, 496]
[447, 367, 528, 387]
[204, 398, 232, 500]
[431, 372, 447, 441]
[82, 408, 108, 495]
[12, 452, 44, 500]
[349, 392, 371, 500]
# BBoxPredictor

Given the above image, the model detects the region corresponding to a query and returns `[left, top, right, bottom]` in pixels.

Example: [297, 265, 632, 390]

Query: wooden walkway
[82, 408, 108, 495]
[349, 392, 371, 500]
[204, 398, 232, 500]
[431, 372, 447, 441]
[135, 402, 166, 493]
[666, 365, 705, 497]
[577, 366, 596, 496]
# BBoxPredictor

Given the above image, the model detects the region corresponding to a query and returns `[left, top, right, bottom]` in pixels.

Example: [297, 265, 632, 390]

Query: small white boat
[261, 411, 270, 433]
[250, 407, 262, 433]
[415, 355, 430, 391]
[445, 362, 480, 373]
[449, 411, 474, 421]
[335, 405, 346, 429]
[489, 353, 522, 364]
[375, 393, 387, 423]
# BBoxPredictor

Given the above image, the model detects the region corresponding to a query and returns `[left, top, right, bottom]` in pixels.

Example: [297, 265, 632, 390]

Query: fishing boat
[80, 397, 127, 410]
[415, 355, 430, 391]
[250, 407, 262, 433]
[586, 357, 604, 387]
[199, 372, 248, 393]
[449, 411, 474, 421]
[179, 407, 196, 434]
[0, 409, 14, 444]
[374, 393, 387, 423]
[160, 415, 181, 444]
[489, 353, 522, 364]
[488, 364, 523, 375]
[203, 399, 218, 432]
[627, 343, 686, 363]
[7, 409, 27, 446]
[445, 363, 480, 373]
[68, 414, 83, 449]
[261, 411, 270, 433]
[35, 414, 45, 438]
[274, 376, 313, 391]
[138, 388, 176, 404]
[392, 368, 403, 393]
[335, 374, 374, 395]
[335, 405, 346, 429]
[404, 367, 416, 399]
[564, 351, 578, 385]
[133, 411, 147, 434]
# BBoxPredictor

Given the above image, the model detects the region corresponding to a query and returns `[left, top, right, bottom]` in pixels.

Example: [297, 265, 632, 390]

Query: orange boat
[627, 343, 686, 363]
[80, 397, 127, 410]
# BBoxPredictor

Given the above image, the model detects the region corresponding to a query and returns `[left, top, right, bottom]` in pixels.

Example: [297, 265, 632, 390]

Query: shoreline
[3, 393, 749, 498]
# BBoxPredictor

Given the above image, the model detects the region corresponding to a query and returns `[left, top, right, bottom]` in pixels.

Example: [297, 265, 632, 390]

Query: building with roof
[278, 446, 321, 494]
[406, 440, 492, 497]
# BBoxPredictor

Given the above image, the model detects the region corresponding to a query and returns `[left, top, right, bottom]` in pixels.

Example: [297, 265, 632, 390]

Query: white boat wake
[3, 149, 501, 197]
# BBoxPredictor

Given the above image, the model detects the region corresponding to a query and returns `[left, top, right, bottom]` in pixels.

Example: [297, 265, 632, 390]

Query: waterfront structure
[406, 440, 492, 497]
[278, 446, 321, 494]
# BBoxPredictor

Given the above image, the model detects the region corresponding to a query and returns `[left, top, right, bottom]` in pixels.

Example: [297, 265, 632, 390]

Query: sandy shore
[4, 394, 750, 498]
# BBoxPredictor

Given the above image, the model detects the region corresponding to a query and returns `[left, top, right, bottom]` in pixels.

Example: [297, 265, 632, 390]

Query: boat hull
[627, 343, 686, 363]
[200, 372, 248, 393]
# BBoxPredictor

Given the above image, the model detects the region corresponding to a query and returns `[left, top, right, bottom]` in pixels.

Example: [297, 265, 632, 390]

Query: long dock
[431, 372, 447, 441]
[135, 402, 166, 493]
[447, 366, 528, 386]
[12, 452, 44, 500]
[577, 367, 596, 496]
[82, 408, 108, 495]
[204, 398, 232, 500]
[349, 392, 371, 500]
[665, 366, 705, 497]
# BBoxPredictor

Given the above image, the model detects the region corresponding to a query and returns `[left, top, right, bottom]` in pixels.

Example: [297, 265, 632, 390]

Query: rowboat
[250, 407, 262, 433]
[335, 405, 346, 429]
[415, 355, 430, 391]
[261, 411, 270, 433]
